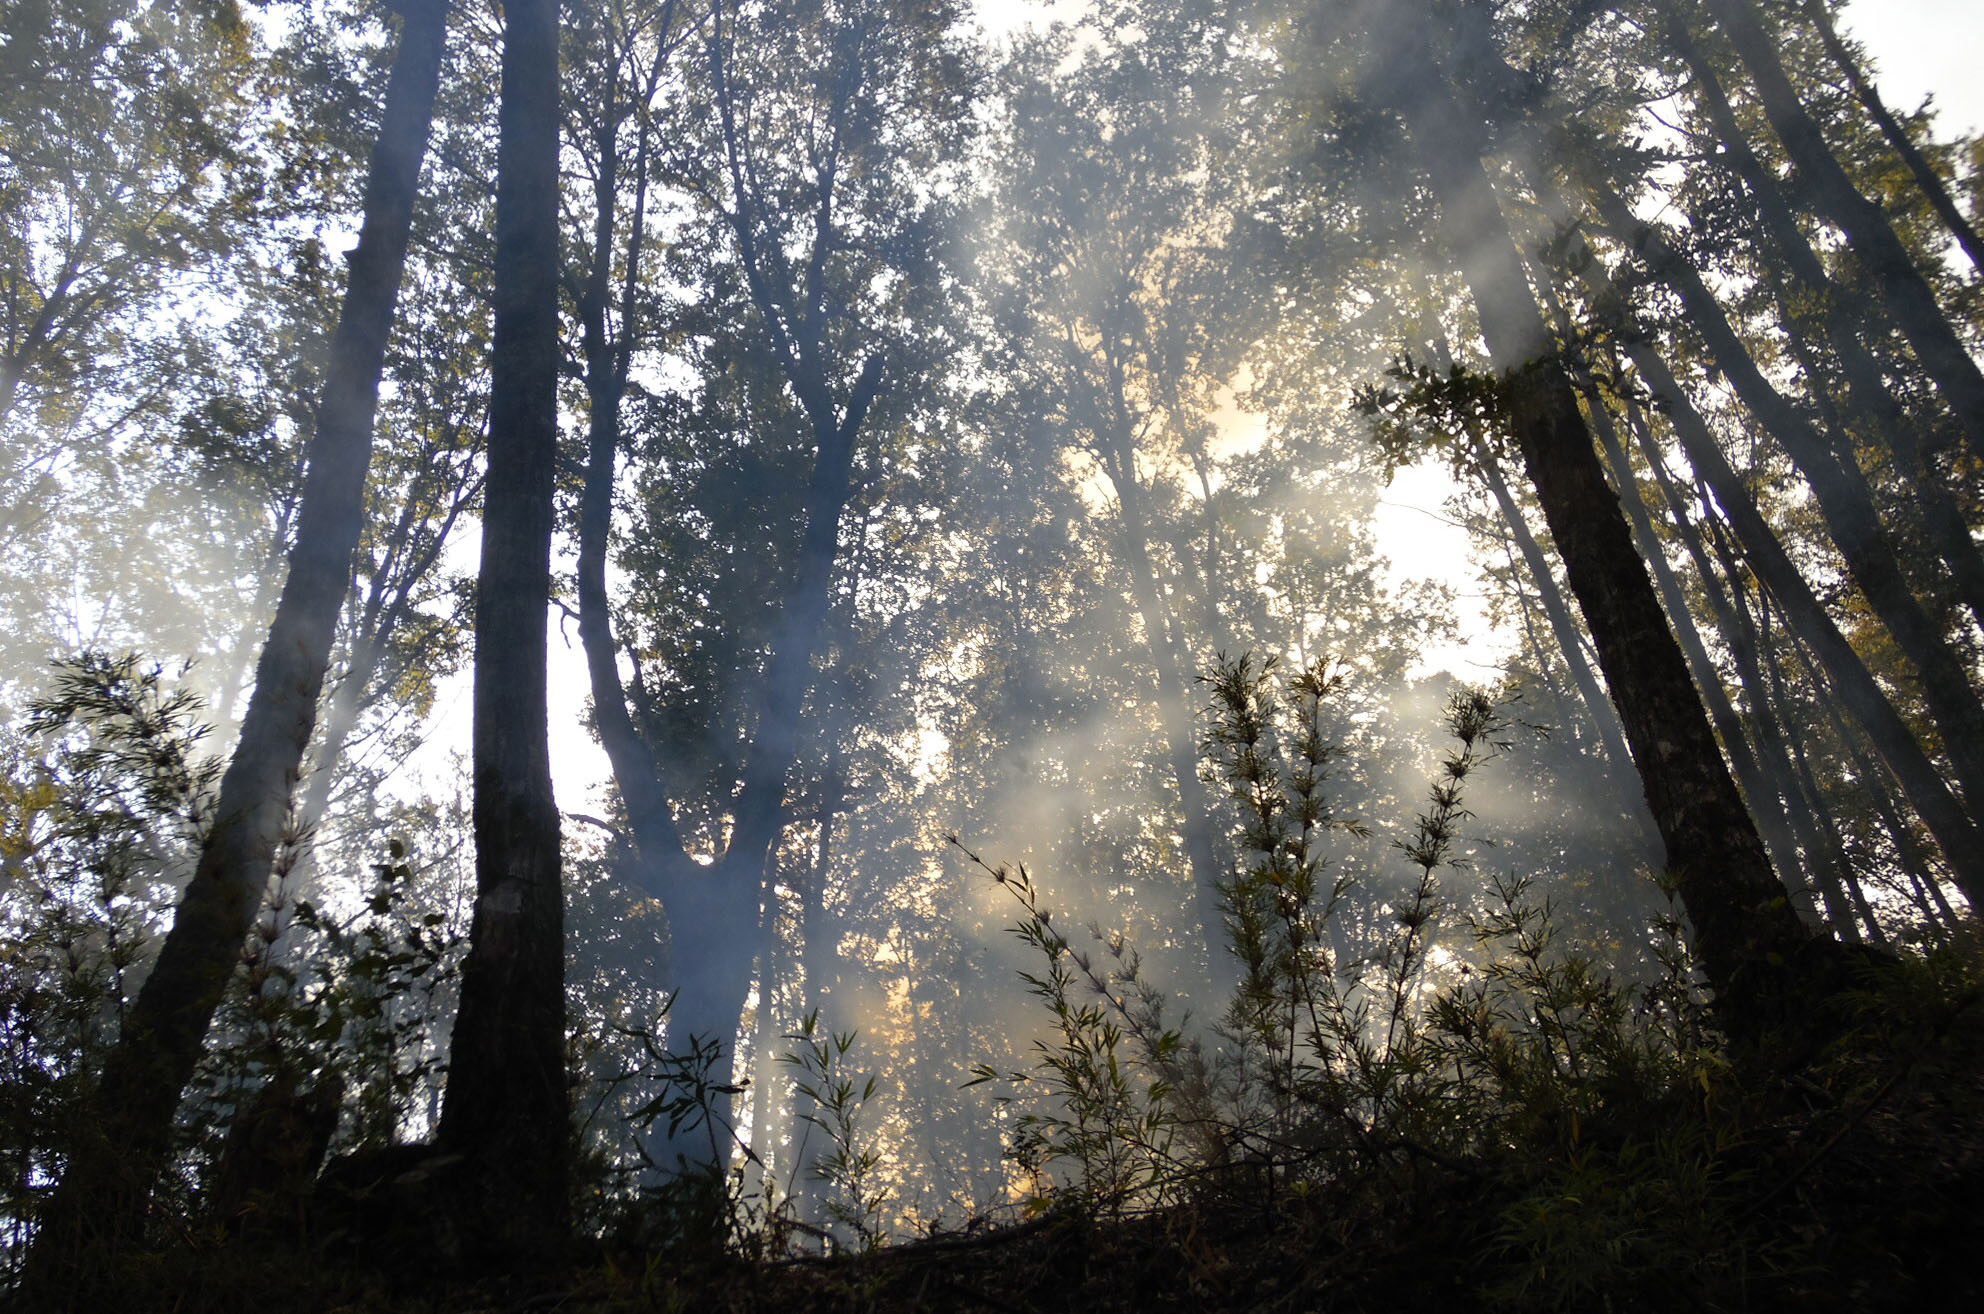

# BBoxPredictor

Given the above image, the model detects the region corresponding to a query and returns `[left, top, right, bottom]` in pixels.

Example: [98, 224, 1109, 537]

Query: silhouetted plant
[961, 651, 1796, 1312]
[958, 837, 1185, 1217]
[780, 1010, 888, 1251]
[0, 654, 217, 1275]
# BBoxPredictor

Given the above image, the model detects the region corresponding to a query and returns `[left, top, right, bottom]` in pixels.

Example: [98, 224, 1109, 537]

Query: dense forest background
[4, 0, 1984, 1309]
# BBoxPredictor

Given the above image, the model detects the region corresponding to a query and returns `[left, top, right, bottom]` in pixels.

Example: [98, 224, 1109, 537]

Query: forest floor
[556, 1066, 1984, 1314]
[116, 1006, 1974, 1314]
[46, 962, 1984, 1314]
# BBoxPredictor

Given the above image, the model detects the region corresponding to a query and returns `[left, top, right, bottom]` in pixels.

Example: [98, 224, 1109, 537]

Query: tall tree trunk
[1795, 0, 1984, 273]
[1818, 692, 1964, 926]
[21, 4, 447, 1293]
[1584, 378, 1811, 905]
[1477, 448, 1640, 786]
[1622, 388, 1857, 924]
[1392, 57, 1813, 1034]
[1092, 428, 1229, 978]
[435, 0, 567, 1265]
[1700, 0, 1984, 458]
[1586, 183, 1984, 816]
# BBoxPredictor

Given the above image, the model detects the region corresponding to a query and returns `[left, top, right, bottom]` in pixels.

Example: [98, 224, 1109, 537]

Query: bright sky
[1841, 0, 1984, 136]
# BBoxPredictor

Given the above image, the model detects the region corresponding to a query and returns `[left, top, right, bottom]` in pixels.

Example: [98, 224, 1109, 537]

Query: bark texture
[1391, 45, 1813, 1034]
[435, 0, 568, 1263]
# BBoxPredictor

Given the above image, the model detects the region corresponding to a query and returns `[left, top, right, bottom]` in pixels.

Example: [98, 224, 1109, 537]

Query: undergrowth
[944, 655, 1984, 1313]
[5, 654, 1981, 1313]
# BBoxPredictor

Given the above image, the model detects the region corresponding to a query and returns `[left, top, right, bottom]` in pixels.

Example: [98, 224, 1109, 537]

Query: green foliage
[601, 1000, 780, 1260]
[0, 653, 215, 1275]
[195, 828, 466, 1161]
[1354, 353, 1516, 479]
[780, 1011, 889, 1251]
[0, 652, 476, 1269]
[963, 654, 1860, 1308]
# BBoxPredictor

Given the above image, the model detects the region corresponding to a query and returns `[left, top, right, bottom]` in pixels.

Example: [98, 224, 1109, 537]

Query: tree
[975, 31, 1251, 976]
[22, 2, 448, 1293]
[433, 0, 568, 1264]
[1698, 0, 1984, 459]
[0, 0, 254, 438]
[1792, 0, 1984, 274]
[1349, 3, 1819, 1032]
[575, 0, 973, 1171]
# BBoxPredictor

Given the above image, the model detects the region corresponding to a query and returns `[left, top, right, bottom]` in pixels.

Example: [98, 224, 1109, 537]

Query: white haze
[176, 0, 1983, 1229]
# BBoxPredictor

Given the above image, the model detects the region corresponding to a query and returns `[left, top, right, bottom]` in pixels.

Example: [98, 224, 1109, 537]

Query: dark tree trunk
[1393, 60, 1813, 1035]
[435, 0, 567, 1265]
[1478, 449, 1639, 785]
[1701, 0, 1984, 459]
[1585, 379, 1811, 906]
[1622, 389, 1856, 926]
[21, 4, 447, 1294]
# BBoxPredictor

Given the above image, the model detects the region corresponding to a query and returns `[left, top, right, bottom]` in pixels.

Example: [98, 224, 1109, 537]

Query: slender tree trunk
[1795, 0, 1984, 273]
[1584, 380, 1811, 905]
[746, 887, 787, 1184]
[1820, 692, 1966, 926]
[1093, 431, 1228, 977]
[1700, 0, 1984, 458]
[1587, 183, 1984, 816]
[1592, 293, 1984, 907]
[566, 11, 764, 1175]
[435, 0, 567, 1265]
[1689, 474, 1880, 925]
[1736, 594, 1863, 938]
[573, 3, 681, 869]
[1661, 12, 1984, 629]
[1393, 59, 1813, 1034]
[1740, 591, 1883, 943]
[1477, 449, 1639, 783]
[21, 5, 447, 1294]
[1753, 255, 1984, 631]
[1423, 320, 1651, 846]
[792, 800, 839, 1219]
[1622, 390, 1856, 924]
